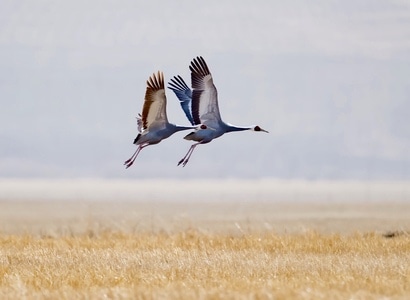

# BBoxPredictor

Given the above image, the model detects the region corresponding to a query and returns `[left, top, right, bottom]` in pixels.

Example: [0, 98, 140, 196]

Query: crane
[124, 71, 206, 168]
[168, 56, 268, 167]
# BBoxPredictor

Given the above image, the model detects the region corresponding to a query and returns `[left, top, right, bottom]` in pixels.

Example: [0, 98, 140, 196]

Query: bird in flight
[124, 71, 206, 168]
[168, 56, 268, 167]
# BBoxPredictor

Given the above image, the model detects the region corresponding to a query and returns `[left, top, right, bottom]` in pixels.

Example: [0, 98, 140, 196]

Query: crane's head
[253, 125, 269, 133]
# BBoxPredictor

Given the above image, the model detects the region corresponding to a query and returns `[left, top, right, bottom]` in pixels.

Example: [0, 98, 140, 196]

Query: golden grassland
[1, 229, 409, 299]
[1, 195, 410, 299]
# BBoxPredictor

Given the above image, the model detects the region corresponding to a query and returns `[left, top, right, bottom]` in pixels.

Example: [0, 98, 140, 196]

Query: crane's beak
[261, 128, 269, 133]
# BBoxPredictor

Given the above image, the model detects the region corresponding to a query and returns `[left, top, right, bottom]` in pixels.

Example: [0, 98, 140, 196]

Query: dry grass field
[1, 230, 409, 299]
[1, 179, 409, 299]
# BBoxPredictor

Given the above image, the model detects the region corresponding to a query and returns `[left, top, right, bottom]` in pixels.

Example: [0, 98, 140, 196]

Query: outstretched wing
[168, 75, 195, 125]
[190, 56, 222, 127]
[141, 71, 168, 130]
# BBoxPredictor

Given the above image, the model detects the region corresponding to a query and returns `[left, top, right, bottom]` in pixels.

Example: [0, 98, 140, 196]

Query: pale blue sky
[1, 0, 409, 179]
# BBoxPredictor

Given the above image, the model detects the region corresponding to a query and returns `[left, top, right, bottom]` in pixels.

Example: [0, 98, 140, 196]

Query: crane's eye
[200, 124, 207, 129]
[254, 126, 261, 131]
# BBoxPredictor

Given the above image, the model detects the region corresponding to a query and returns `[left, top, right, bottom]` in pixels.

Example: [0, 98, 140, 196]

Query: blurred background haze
[1, 0, 409, 180]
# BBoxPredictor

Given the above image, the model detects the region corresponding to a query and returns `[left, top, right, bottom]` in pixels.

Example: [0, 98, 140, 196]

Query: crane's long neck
[174, 125, 196, 132]
[225, 124, 252, 133]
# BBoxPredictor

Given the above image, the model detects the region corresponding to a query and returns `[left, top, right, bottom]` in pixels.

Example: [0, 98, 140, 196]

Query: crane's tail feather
[133, 133, 141, 144]
[183, 131, 196, 141]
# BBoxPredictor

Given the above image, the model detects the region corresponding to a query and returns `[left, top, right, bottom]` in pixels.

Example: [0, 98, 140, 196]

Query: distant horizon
[1, 177, 409, 203]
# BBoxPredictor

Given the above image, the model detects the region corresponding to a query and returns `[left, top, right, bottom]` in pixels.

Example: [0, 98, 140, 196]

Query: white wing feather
[141, 71, 168, 130]
[190, 57, 222, 128]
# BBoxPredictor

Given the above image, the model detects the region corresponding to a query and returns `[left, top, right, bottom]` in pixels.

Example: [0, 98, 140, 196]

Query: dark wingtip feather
[168, 75, 189, 92]
[190, 56, 212, 91]
[190, 56, 210, 77]
[147, 71, 164, 90]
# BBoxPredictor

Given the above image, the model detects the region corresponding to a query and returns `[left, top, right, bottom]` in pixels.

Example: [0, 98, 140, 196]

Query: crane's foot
[177, 159, 190, 167]
[125, 160, 134, 169]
